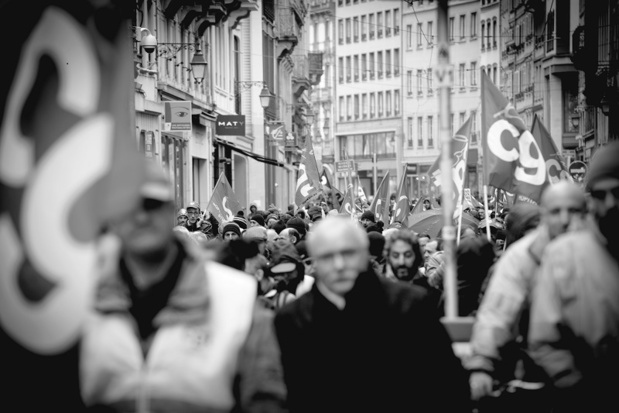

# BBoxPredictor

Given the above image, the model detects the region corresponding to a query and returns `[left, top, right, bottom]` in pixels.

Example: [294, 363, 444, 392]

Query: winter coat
[528, 228, 619, 411]
[80, 240, 287, 413]
[274, 269, 471, 413]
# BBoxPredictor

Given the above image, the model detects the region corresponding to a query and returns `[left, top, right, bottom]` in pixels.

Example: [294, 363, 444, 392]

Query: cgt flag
[530, 114, 572, 184]
[295, 137, 321, 206]
[428, 116, 471, 207]
[391, 164, 411, 226]
[338, 187, 355, 216]
[368, 170, 390, 224]
[320, 167, 341, 210]
[481, 71, 549, 203]
[207, 174, 243, 224]
[0, 2, 146, 410]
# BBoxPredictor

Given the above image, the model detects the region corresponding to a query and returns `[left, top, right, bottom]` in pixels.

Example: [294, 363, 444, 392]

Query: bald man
[273, 216, 470, 413]
[528, 141, 619, 412]
[467, 181, 586, 407]
[277, 227, 301, 245]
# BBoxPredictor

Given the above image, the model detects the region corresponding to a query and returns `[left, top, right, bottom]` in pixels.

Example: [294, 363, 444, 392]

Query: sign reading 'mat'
[216, 115, 246, 136]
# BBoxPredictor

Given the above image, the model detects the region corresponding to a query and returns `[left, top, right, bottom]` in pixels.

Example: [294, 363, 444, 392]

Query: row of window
[337, 8, 400, 45]
[405, 111, 479, 150]
[338, 132, 397, 162]
[480, 17, 499, 51]
[405, 12, 480, 50]
[337, 49, 401, 84]
[338, 90, 401, 121]
[337, 0, 375, 6]
[405, 62, 479, 97]
[504, 13, 534, 47]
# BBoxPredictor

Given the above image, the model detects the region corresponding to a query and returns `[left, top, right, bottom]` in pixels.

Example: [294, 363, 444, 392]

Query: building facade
[334, 0, 404, 199]
[572, 0, 619, 163]
[133, 0, 320, 214]
[402, 0, 482, 199]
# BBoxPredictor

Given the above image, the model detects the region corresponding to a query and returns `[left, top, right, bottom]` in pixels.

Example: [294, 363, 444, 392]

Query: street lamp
[259, 85, 272, 109]
[134, 27, 208, 84]
[189, 45, 207, 84]
[323, 116, 330, 138]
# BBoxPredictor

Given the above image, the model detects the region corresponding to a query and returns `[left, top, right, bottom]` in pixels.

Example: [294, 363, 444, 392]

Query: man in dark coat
[274, 216, 471, 413]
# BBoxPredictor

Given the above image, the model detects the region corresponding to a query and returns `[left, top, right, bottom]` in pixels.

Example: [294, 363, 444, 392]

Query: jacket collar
[95, 238, 209, 328]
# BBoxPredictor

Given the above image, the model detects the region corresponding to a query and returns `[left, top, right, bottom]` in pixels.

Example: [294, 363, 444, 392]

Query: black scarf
[119, 244, 187, 340]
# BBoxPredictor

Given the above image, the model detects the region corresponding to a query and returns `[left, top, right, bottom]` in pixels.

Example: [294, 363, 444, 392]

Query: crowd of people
[79, 141, 619, 412]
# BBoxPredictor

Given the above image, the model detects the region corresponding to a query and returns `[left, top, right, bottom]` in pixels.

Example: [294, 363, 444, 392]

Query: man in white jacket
[80, 160, 287, 413]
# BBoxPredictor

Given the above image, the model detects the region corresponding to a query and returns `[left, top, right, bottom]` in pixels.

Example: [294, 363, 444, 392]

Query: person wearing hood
[260, 238, 306, 311]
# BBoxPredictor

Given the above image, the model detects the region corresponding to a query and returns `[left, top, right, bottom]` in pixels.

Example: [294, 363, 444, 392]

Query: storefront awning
[215, 138, 285, 167]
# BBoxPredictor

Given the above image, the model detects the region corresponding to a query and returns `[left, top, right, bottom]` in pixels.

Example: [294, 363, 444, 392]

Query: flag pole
[483, 185, 491, 242]
[345, 150, 355, 220]
[456, 140, 470, 243]
[436, 0, 457, 320]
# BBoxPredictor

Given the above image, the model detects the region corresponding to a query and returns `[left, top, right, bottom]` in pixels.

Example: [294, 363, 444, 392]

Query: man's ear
[291, 235, 298, 244]
[255, 268, 265, 281]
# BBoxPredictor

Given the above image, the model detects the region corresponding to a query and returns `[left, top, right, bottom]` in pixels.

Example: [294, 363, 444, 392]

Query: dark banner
[216, 114, 246, 136]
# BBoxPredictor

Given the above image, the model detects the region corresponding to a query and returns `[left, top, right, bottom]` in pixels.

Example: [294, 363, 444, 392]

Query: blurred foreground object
[0, 1, 145, 410]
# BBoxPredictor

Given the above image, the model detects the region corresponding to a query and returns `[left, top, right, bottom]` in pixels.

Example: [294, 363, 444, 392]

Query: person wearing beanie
[233, 216, 249, 231]
[266, 214, 280, 229]
[249, 203, 258, 215]
[525, 141, 619, 412]
[359, 210, 376, 229]
[286, 216, 307, 240]
[307, 205, 324, 222]
[249, 213, 265, 228]
[222, 221, 242, 240]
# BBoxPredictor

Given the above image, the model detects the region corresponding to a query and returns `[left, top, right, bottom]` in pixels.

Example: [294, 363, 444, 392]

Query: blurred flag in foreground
[0, 2, 144, 409]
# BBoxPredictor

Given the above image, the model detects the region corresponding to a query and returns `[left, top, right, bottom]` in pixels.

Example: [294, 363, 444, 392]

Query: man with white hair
[274, 216, 470, 413]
